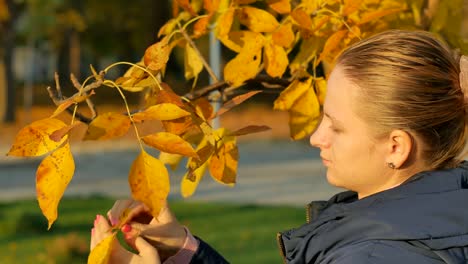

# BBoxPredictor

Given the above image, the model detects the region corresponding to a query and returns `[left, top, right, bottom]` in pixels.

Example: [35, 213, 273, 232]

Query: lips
[321, 156, 331, 166]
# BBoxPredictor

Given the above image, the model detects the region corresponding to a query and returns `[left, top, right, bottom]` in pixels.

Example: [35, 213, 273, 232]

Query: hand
[107, 200, 187, 261]
[90, 214, 160, 264]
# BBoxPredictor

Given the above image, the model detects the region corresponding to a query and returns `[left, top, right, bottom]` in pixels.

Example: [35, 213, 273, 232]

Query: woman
[91, 29, 468, 263]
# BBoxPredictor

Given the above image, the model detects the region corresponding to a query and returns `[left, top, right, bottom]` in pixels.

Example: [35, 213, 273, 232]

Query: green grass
[0, 197, 306, 263]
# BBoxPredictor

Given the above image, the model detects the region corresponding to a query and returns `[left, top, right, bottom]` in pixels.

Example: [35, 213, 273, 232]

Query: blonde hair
[337, 30, 465, 169]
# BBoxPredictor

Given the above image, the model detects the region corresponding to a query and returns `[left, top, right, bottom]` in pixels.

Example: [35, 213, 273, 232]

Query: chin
[326, 172, 346, 189]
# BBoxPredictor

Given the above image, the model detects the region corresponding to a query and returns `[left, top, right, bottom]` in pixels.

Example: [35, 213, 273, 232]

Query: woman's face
[310, 66, 390, 196]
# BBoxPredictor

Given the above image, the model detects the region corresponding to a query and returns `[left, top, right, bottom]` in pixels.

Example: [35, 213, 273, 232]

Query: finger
[90, 228, 96, 250]
[107, 200, 134, 226]
[134, 237, 160, 264]
[156, 201, 177, 223]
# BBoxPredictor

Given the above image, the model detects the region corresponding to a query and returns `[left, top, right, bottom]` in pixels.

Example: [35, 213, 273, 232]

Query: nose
[309, 121, 328, 149]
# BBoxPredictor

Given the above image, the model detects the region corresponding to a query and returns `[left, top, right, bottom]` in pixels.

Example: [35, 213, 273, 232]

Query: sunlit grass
[0, 197, 305, 263]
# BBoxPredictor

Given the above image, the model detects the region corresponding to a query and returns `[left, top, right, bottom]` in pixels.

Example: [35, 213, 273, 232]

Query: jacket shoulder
[322, 240, 444, 264]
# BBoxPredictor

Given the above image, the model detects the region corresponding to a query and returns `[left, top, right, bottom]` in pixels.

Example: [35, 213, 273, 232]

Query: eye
[330, 125, 342, 133]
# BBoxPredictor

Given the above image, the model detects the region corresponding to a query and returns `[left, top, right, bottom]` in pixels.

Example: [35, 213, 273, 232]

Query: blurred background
[0, 0, 467, 263]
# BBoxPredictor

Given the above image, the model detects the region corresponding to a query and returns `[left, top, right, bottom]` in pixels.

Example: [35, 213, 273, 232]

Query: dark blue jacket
[278, 162, 468, 263]
[190, 162, 468, 263]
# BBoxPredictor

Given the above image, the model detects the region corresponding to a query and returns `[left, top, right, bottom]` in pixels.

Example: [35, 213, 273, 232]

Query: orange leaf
[193, 16, 211, 38]
[129, 150, 170, 217]
[358, 8, 404, 25]
[144, 36, 170, 72]
[215, 90, 262, 117]
[317, 30, 347, 65]
[203, 0, 220, 14]
[154, 87, 185, 107]
[274, 77, 313, 111]
[36, 143, 75, 229]
[49, 122, 81, 142]
[267, 0, 291, 14]
[224, 48, 262, 86]
[264, 42, 289, 78]
[228, 125, 271, 136]
[132, 104, 191, 122]
[192, 97, 214, 120]
[289, 88, 321, 140]
[84, 112, 131, 140]
[291, 7, 313, 29]
[8, 118, 68, 157]
[272, 23, 295, 48]
[87, 233, 117, 264]
[342, 0, 364, 16]
[215, 8, 235, 38]
[162, 116, 194, 135]
[209, 129, 238, 185]
[237, 7, 280, 33]
[142, 132, 198, 158]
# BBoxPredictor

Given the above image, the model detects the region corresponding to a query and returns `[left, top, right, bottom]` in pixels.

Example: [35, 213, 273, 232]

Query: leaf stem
[71, 75, 94, 125]
[103, 62, 163, 91]
[103, 80, 145, 151]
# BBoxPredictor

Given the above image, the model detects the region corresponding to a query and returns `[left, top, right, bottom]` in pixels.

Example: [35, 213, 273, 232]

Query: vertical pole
[209, 30, 221, 129]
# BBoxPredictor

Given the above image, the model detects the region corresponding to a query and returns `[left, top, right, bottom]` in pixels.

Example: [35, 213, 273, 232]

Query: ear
[385, 130, 413, 169]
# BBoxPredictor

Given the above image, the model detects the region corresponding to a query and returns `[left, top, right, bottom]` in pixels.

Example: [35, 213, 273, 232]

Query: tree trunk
[2, 21, 15, 123]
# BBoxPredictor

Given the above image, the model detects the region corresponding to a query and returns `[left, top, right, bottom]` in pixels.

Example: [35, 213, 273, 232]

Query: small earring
[387, 162, 396, 169]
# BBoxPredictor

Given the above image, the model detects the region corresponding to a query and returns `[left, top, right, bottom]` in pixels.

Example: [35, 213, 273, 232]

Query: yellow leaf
[184, 43, 204, 80]
[342, 0, 364, 16]
[129, 150, 170, 217]
[267, 0, 291, 14]
[158, 18, 179, 37]
[315, 77, 327, 105]
[219, 31, 264, 53]
[317, 30, 347, 66]
[209, 129, 238, 185]
[144, 36, 170, 72]
[215, 8, 235, 38]
[36, 143, 75, 229]
[237, 7, 279, 33]
[272, 23, 295, 48]
[132, 104, 191, 122]
[87, 233, 116, 264]
[84, 112, 131, 140]
[264, 42, 289, 78]
[290, 37, 321, 75]
[291, 7, 313, 29]
[274, 77, 313, 111]
[358, 8, 404, 25]
[8, 118, 68, 157]
[159, 152, 184, 171]
[181, 160, 208, 198]
[142, 132, 198, 158]
[224, 48, 262, 86]
[289, 88, 321, 140]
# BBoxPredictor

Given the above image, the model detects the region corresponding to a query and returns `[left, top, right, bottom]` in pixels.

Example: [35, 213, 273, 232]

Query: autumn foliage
[6, 0, 459, 262]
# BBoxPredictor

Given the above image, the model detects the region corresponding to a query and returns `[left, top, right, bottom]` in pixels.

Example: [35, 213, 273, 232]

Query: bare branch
[47, 86, 92, 123]
[70, 73, 98, 119]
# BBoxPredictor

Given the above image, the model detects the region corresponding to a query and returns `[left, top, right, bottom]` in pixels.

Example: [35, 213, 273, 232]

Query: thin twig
[46, 86, 93, 123]
[179, 26, 219, 83]
[70, 73, 98, 119]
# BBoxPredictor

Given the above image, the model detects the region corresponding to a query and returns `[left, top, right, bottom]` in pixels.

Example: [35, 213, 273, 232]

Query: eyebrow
[324, 112, 344, 127]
